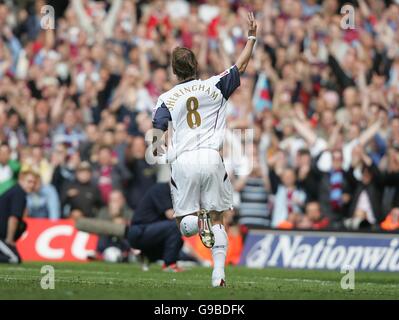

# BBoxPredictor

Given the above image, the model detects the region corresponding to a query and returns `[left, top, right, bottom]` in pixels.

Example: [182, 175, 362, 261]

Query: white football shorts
[170, 148, 233, 217]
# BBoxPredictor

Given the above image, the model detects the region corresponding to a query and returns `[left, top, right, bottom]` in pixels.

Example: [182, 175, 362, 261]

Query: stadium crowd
[0, 0, 399, 239]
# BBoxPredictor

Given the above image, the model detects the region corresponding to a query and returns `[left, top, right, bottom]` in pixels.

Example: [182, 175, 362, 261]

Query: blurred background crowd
[1, 0, 399, 240]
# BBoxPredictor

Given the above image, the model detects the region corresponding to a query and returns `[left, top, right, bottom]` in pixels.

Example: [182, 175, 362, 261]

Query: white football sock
[211, 224, 228, 282]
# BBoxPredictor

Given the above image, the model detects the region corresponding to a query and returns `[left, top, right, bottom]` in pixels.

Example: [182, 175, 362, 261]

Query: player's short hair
[171, 47, 198, 80]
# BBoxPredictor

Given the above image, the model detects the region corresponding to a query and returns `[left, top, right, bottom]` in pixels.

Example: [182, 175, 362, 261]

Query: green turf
[0, 262, 398, 299]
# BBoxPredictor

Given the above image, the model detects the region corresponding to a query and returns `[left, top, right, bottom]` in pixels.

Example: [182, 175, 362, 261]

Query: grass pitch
[0, 262, 398, 299]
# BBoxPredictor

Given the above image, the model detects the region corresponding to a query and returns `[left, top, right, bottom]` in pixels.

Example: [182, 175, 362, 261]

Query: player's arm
[235, 12, 257, 74]
[215, 14, 257, 100]
[152, 99, 171, 156]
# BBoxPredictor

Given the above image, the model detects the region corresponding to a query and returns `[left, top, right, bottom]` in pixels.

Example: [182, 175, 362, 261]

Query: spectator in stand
[52, 109, 86, 156]
[297, 201, 330, 230]
[234, 143, 271, 228]
[61, 161, 103, 219]
[24, 145, 53, 185]
[114, 123, 130, 167]
[92, 145, 123, 204]
[51, 145, 79, 196]
[124, 135, 157, 210]
[79, 123, 100, 162]
[0, 143, 20, 195]
[98, 190, 133, 223]
[26, 175, 61, 220]
[344, 146, 383, 230]
[380, 146, 399, 218]
[345, 145, 399, 231]
[113, 122, 130, 175]
[3, 109, 26, 158]
[313, 149, 353, 229]
[268, 151, 307, 228]
[295, 148, 319, 202]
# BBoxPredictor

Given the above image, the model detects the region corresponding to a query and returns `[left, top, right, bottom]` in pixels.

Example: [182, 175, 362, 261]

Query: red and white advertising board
[16, 218, 98, 261]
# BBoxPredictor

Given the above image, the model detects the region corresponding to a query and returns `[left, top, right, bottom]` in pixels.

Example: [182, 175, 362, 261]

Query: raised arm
[292, 118, 317, 146]
[50, 86, 67, 124]
[71, 0, 95, 36]
[358, 120, 381, 147]
[103, 0, 123, 38]
[235, 12, 257, 74]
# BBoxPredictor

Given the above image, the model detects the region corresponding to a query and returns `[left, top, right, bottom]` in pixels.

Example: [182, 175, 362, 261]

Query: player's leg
[171, 151, 201, 237]
[176, 210, 215, 248]
[176, 211, 227, 285]
[209, 211, 228, 287]
[199, 150, 233, 286]
[177, 211, 217, 252]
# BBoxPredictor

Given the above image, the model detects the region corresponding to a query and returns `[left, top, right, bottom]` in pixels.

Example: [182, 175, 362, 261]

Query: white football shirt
[152, 65, 241, 162]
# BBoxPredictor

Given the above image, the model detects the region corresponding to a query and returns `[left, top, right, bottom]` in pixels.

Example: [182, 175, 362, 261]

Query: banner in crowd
[240, 230, 399, 272]
[16, 218, 98, 261]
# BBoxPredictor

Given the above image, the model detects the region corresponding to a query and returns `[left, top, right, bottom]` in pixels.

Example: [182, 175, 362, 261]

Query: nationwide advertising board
[240, 230, 399, 272]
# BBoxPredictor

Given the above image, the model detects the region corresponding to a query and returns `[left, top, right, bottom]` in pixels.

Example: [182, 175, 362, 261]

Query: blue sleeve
[216, 65, 241, 100]
[152, 102, 171, 132]
[46, 185, 61, 220]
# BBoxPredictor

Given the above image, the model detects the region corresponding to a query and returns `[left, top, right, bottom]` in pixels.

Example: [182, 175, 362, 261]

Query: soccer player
[151, 13, 257, 286]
